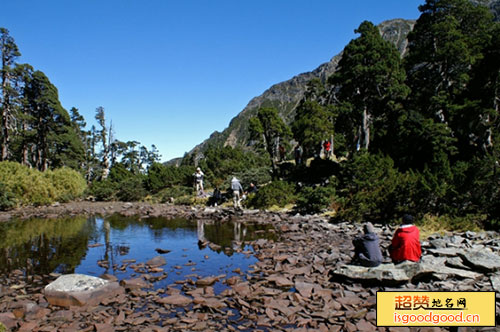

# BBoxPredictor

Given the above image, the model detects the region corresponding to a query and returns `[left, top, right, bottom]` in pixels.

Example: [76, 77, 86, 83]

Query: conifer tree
[404, 0, 495, 163]
[329, 21, 409, 156]
[25, 71, 84, 170]
[291, 79, 335, 159]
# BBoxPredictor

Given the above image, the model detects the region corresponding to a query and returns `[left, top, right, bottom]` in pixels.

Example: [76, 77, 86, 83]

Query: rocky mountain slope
[185, 19, 415, 161]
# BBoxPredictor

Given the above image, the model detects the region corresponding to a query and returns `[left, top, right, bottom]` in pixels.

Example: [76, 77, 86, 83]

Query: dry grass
[417, 214, 484, 239]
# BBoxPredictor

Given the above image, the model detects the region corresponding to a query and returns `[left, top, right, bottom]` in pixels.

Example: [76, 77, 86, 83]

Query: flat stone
[195, 276, 218, 286]
[119, 277, 150, 290]
[490, 274, 500, 292]
[427, 248, 463, 257]
[44, 274, 123, 307]
[158, 294, 192, 306]
[146, 255, 166, 267]
[294, 281, 314, 298]
[95, 323, 114, 332]
[330, 264, 411, 285]
[445, 257, 470, 270]
[267, 275, 294, 287]
[0, 312, 17, 330]
[459, 249, 500, 272]
[356, 319, 376, 331]
[420, 256, 481, 280]
[429, 239, 447, 249]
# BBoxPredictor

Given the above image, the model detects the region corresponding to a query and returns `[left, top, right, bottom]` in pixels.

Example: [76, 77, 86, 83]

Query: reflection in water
[197, 219, 206, 243]
[0, 217, 93, 276]
[1, 215, 275, 288]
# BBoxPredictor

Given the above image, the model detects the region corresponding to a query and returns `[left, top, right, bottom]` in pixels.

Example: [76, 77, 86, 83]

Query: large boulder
[44, 274, 123, 307]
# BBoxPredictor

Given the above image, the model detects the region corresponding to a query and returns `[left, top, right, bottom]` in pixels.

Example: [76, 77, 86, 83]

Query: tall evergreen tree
[292, 100, 334, 159]
[329, 21, 409, 156]
[25, 70, 83, 170]
[405, 0, 495, 161]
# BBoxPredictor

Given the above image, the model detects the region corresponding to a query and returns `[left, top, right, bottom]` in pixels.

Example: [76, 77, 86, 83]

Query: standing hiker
[231, 177, 243, 210]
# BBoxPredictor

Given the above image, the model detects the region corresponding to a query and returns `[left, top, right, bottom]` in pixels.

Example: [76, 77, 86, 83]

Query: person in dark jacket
[352, 222, 383, 267]
[389, 214, 422, 263]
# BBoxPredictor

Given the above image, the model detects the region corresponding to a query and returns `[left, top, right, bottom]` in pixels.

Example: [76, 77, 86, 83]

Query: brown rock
[344, 321, 358, 332]
[356, 319, 377, 331]
[146, 256, 166, 267]
[268, 275, 294, 287]
[195, 276, 218, 286]
[18, 321, 39, 332]
[0, 312, 17, 329]
[95, 323, 114, 332]
[119, 277, 150, 290]
[157, 294, 192, 306]
[225, 276, 241, 286]
[231, 282, 251, 296]
[99, 274, 118, 282]
[294, 281, 314, 298]
[337, 295, 362, 306]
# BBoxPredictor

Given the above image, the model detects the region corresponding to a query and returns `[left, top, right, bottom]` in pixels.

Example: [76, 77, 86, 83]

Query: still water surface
[0, 215, 275, 292]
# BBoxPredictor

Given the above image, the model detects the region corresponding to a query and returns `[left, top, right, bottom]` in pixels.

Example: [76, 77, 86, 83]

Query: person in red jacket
[390, 214, 422, 263]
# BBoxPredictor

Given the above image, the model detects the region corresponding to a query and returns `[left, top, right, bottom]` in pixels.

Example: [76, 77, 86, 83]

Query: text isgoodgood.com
[394, 311, 480, 325]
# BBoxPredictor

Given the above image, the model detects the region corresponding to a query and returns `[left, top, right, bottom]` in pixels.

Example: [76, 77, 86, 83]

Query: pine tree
[329, 21, 409, 156]
[405, 0, 494, 142]
[25, 70, 84, 170]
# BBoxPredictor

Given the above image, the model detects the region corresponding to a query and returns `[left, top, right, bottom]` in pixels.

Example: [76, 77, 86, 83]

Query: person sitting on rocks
[389, 214, 422, 263]
[208, 187, 222, 207]
[352, 222, 383, 267]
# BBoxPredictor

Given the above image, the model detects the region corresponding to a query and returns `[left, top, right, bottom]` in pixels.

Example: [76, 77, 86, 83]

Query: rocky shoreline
[0, 202, 499, 331]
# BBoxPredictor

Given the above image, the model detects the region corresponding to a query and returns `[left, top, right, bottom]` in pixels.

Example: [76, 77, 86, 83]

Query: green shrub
[248, 181, 296, 209]
[296, 186, 336, 214]
[0, 161, 55, 206]
[44, 167, 87, 202]
[88, 180, 116, 201]
[0, 181, 16, 210]
[175, 195, 194, 205]
[116, 176, 147, 202]
[0, 161, 88, 206]
[334, 153, 411, 223]
[155, 186, 193, 202]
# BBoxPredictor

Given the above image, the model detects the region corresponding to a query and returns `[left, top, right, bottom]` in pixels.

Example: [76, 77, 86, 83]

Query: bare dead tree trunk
[1, 74, 10, 160]
[362, 106, 371, 150]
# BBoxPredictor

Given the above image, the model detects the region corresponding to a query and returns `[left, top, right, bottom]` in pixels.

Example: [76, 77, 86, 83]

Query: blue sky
[1, 0, 423, 161]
